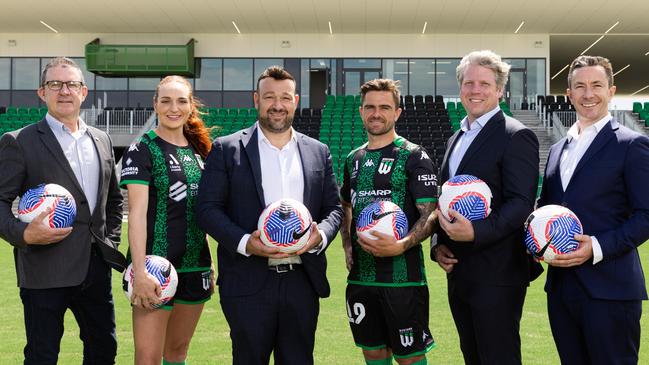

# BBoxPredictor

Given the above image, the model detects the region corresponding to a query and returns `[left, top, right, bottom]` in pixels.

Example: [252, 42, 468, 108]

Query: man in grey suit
[0, 57, 125, 365]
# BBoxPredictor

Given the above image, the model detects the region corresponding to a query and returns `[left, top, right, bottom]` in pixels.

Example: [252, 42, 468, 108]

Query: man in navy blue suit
[196, 66, 342, 365]
[538, 55, 649, 365]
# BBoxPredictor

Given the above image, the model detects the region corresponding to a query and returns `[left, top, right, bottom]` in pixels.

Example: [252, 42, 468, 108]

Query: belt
[268, 263, 301, 273]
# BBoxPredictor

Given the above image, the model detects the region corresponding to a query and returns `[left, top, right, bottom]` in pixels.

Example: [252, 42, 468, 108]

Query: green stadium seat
[644, 102, 649, 112]
[238, 108, 249, 116]
[227, 108, 239, 116]
[217, 108, 228, 116]
[6, 107, 17, 116]
[633, 102, 643, 114]
[325, 95, 335, 105]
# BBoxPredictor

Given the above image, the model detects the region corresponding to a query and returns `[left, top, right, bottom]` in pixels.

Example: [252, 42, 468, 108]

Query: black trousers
[19, 250, 117, 365]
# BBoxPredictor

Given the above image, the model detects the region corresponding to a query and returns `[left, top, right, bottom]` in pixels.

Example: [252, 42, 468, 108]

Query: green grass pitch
[0, 225, 647, 364]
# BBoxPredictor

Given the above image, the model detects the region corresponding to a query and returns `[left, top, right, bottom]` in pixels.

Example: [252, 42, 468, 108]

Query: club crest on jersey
[378, 158, 394, 174]
[399, 328, 414, 347]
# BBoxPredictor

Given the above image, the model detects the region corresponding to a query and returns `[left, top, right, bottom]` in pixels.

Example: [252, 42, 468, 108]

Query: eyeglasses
[42, 80, 85, 92]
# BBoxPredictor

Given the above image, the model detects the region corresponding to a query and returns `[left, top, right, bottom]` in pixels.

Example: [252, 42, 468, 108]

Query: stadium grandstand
[1, 1, 649, 363]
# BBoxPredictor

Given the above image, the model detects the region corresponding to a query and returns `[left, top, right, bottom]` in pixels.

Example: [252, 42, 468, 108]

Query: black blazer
[196, 125, 343, 298]
[436, 111, 541, 286]
[0, 119, 123, 289]
[539, 119, 649, 300]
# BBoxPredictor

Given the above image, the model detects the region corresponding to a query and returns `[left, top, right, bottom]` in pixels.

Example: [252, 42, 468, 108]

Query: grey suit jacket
[0, 119, 123, 289]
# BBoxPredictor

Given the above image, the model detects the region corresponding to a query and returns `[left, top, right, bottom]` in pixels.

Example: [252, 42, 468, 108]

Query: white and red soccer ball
[438, 174, 492, 221]
[524, 205, 583, 263]
[258, 198, 313, 253]
[18, 183, 77, 228]
[123, 255, 178, 308]
[356, 200, 408, 241]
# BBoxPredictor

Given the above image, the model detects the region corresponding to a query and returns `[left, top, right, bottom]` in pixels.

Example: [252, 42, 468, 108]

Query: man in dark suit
[196, 66, 342, 365]
[0, 57, 125, 364]
[538, 55, 649, 365]
[432, 50, 540, 365]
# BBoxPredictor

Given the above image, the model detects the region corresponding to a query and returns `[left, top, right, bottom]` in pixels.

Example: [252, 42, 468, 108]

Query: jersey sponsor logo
[168, 154, 182, 172]
[128, 143, 139, 152]
[357, 189, 391, 197]
[363, 159, 375, 168]
[195, 154, 205, 170]
[378, 158, 395, 174]
[121, 166, 139, 177]
[346, 300, 366, 324]
[399, 328, 415, 347]
[420, 150, 430, 160]
[169, 181, 187, 201]
[351, 190, 358, 207]
[125, 157, 133, 166]
[351, 160, 359, 179]
[182, 155, 193, 163]
[418, 174, 437, 187]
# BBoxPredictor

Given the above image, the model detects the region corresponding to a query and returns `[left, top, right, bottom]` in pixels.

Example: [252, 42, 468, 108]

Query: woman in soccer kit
[120, 76, 214, 365]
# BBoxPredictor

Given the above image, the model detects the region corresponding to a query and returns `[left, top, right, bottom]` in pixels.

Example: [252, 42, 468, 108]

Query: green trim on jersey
[346, 279, 427, 287]
[141, 132, 170, 259]
[174, 297, 211, 305]
[176, 266, 211, 273]
[119, 179, 149, 187]
[392, 342, 437, 359]
[416, 197, 438, 203]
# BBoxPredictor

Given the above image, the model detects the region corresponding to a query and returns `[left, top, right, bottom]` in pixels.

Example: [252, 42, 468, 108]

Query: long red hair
[154, 75, 212, 159]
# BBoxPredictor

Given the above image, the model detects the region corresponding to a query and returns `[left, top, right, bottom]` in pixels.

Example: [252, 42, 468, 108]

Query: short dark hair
[256, 66, 295, 91]
[567, 55, 614, 88]
[40, 57, 85, 86]
[360, 79, 401, 108]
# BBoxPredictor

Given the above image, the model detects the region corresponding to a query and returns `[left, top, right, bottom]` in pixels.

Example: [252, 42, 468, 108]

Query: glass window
[254, 59, 284, 81]
[96, 76, 127, 90]
[300, 59, 310, 108]
[195, 58, 222, 91]
[310, 59, 329, 69]
[504, 58, 526, 69]
[331, 59, 337, 95]
[382, 60, 409, 94]
[343, 59, 381, 69]
[70, 58, 95, 90]
[527, 59, 546, 101]
[129, 78, 160, 91]
[12, 58, 40, 90]
[436, 59, 461, 98]
[0, 59, 9, 90]
[409, 59, 435, 96]
[223, 59, 253, 91]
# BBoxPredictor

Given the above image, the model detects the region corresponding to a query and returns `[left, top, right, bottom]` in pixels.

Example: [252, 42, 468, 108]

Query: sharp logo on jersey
[169, 181, 187, 201]
[363, 159, 375, 168]
[420, 150, 430, 160]
[168, 154, 182, 172]
[399, 328, 415, 347]
[378, 158, 394, 174]
[128, 144, 139, 152]
[357, 189, 391, 197]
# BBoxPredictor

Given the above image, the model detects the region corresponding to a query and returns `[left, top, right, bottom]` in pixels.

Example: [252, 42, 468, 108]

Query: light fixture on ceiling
[40, 20, 59, 33]
[580, 21, 619, 55]
[613, 64, 630, 76]
[644, 51, 649, 56]
[631, 85, 649, 96]
[328, 21, 333, 35]
[551, 64, 570, 80]
[232, 21, 241, 34]
[422, 21, 428, 34]
[514, 21, 525, 34]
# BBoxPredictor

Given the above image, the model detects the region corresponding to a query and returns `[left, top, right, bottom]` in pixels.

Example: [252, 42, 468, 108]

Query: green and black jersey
[340, 136, 438, 287]
[120, 130, 211, 273]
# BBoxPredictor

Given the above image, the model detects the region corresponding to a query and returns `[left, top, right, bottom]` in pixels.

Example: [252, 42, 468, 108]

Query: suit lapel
[37, 120, 84, 195]
[456, 112, 503, 175]
[441, 130, 462, 181]
[86, 128, 105, 217]
[569, 119, 617, 185]
[546, 138, 568, 179]
[241, 126, 266, 207]
[295, 132, 312, 204]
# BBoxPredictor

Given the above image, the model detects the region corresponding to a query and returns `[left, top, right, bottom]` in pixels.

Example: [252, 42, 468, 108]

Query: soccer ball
[438, 174, 492, 221]
[356, 200, 408, 241]
[258, 198, 313, 253]
[524, 205, 583, 262]
[18, 183, 77, 228]
[123, 255, 178, 308]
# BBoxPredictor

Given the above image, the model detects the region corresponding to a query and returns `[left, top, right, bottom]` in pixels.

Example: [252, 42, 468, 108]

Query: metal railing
[82, 109, 155, 134]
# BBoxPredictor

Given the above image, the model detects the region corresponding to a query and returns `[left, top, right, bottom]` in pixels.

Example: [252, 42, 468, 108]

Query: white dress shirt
[46, 113, 100, 213]
[236, 123, 327, 264]
[448, 106, 500, 178]
[559, 113, 611, 264]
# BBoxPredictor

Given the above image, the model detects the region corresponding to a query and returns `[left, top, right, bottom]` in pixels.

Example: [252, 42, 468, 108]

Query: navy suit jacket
[539, 119, 649, 300]
[436, 111, 541, 286]
[196, 125, 342, 298]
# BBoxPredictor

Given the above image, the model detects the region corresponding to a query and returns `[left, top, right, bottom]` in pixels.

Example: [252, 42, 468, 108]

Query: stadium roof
[1, 0, 648, 94]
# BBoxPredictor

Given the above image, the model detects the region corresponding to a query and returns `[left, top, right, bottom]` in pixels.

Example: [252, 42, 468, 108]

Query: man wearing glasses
[0, 57, 124, 364]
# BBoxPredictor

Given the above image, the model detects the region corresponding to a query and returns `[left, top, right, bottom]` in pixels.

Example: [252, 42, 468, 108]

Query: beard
[258, 107, 294, 134]
[365, 117, 395, 136]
